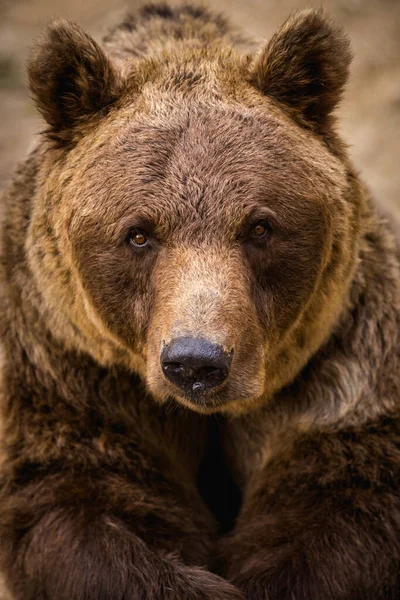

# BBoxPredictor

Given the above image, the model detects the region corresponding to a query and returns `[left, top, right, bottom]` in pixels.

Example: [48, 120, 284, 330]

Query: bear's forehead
[110, 111, 281, 207]
[67, 104, 346, 236]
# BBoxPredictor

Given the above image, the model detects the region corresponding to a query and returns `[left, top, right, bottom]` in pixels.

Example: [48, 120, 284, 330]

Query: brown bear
[1, 2, 400, 599]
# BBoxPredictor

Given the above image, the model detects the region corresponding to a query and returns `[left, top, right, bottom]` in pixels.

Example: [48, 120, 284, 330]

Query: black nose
[161, 337, 233, 395]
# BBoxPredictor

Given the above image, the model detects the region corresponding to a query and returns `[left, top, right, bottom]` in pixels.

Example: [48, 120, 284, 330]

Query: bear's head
[26, 9, 363, 414]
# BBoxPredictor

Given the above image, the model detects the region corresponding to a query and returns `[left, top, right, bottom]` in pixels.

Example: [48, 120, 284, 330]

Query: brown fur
[1, 2, 400, 598]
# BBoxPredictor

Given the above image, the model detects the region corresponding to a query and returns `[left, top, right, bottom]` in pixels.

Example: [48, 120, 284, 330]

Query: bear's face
[27, 10, 361, 413]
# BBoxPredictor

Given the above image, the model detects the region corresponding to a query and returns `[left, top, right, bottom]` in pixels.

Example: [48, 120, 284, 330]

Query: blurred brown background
[0, 0, 399, 211]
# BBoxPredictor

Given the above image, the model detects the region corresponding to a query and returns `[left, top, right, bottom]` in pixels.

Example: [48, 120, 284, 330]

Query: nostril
[163, 362, 193, 377]
[160, 337, 233, 394]
[198, 365, 228, 382]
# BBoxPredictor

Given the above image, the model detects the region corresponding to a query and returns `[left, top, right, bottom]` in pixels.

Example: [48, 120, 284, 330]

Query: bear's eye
[128, 228, 149, 247]
[251, 220, 270, 239]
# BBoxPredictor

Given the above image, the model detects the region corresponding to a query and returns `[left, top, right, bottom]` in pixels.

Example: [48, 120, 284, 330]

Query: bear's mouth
[166, 389, 230, 412]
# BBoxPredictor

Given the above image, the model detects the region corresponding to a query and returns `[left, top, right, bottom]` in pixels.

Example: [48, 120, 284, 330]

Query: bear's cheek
[244, 213, 328, 336]
[72, 241, 157, 357]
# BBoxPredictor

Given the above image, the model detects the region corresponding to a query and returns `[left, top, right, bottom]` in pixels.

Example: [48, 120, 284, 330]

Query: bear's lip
[168, 391, 229, 413]
[165, 378, 261, 413]
[169, 381, 229, 409]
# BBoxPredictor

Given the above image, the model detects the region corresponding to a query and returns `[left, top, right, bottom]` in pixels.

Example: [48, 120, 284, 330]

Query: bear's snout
[160, 337, 233, 397]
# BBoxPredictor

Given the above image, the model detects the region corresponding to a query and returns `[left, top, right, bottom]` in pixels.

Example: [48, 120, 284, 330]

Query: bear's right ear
[28, 19, 124, 145]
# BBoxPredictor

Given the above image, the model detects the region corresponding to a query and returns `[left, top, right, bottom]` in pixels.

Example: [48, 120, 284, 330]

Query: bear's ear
[28, 19, 124, 145]
[248, 9, 352, 133]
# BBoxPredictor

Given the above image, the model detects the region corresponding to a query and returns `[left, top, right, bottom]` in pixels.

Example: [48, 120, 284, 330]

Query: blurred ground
[0, 0, 399, 212]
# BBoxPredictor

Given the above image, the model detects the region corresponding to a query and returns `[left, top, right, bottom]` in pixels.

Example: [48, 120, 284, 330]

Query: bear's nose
[160, 337, 233, 395]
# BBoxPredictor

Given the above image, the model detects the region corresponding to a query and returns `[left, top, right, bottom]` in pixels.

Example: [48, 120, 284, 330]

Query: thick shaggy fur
[1, 3, 400, 599]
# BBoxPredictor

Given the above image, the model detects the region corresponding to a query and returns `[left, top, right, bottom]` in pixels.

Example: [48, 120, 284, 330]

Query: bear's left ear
[248, 9, 352, 133]
[28, 19, 124, 145]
